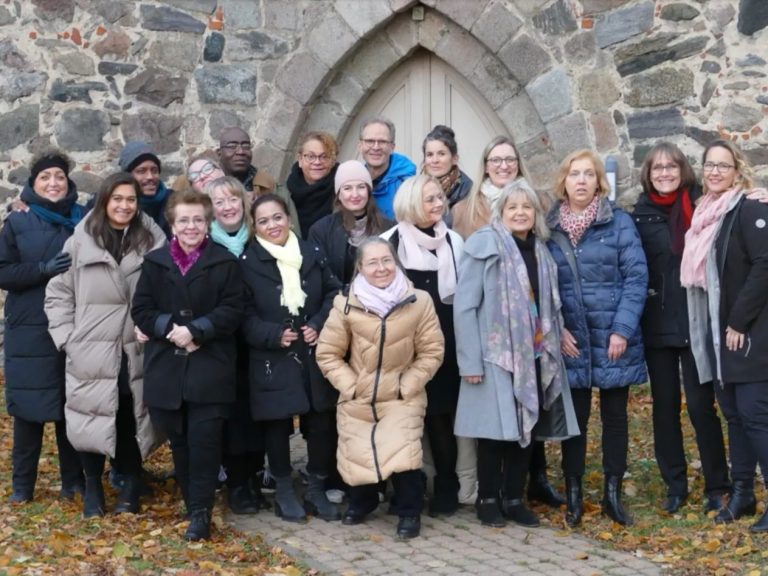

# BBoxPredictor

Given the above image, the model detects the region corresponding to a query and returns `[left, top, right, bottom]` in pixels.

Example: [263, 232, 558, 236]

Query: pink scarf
[395, 221, 457, 303]
[680, 187, 742, 289]
[170, 236, 208, 276]
[352, 268, 409, 317]
[559, 195, 599, 246]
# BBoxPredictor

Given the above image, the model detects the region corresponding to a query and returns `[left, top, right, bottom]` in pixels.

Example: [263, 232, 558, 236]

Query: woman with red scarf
[632, 142, 730, 515]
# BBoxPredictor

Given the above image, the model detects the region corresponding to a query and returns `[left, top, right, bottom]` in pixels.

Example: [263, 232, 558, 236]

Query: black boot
[429, 474, 460, 517]
[184, 509, 211, 541]
[527, 470, 566, 508]
[602, 475, 632, 526]
[714, 481, 756, 524]
[114, 475, 141, 514]
[303, 474, 340, 521]
[83, 475, 106, 518]
[565, 476, 583, 527]
[60, 480, 85, 501]
[501, 498, 540, 527]
[228, 484, 259, 515]
[273, 475, 307, 523]
[396, 515, 421, 540]
[750, 507, 768, 533]
[476, 498, 506, 527]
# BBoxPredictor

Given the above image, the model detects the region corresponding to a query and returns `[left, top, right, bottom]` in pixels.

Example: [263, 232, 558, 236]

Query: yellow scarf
[255, 231, 307, 315]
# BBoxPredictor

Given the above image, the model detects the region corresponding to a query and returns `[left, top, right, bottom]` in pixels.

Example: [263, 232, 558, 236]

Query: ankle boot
[228, 484, 259, 515]
[83, 475, 106, 518]
[602, 475, 632, 526]
[565, 476, 583, 527]
[273, 475, 307, 523]
[750, 507, 768, 533]
[527, 470, 566, 507]
[714, 480, 756, 524]
[184, 509, 211, 541]
[501, 498, 540, 527]
[114, 475, 141, 514]
[303, 474, 340, 521]
[476, 498, 506, 527]
[429, 474, 460, 517]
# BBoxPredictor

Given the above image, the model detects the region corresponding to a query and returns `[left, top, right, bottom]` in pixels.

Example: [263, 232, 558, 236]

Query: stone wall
[0, 0, 766, 202]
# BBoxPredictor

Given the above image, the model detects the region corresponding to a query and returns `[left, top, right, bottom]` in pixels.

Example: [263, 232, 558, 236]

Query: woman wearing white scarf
[382, 174, 465, 516]
[241, 194, 341, 524]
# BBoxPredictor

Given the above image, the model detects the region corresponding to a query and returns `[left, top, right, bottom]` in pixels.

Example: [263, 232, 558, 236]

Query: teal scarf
[210, 220, 249, 256]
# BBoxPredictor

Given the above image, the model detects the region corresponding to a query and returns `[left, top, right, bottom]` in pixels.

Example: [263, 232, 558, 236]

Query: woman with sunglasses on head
[682, 140, 768, 532]
[631, 143, 730, 515]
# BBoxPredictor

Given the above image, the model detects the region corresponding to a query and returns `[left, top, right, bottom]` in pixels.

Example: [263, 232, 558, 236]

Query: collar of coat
[342, 281, 418, 318]
[242, 236, 323, 284]
[546, 196, 615, 230]
[72, 212, 164, 270]
[144, 238, 235, 271]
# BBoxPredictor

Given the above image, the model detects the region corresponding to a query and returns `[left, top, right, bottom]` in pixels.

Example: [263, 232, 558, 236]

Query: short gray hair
[492, 178, 550, 240]
[359, 117, 396, 143]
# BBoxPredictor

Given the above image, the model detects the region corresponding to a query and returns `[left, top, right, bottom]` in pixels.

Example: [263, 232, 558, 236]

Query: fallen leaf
[575, 552, 589, 560]
[112, 541, 133, 558]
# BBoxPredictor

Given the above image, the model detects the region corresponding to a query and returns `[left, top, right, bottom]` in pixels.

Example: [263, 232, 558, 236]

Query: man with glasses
[358, 117, 416, 220]
[118, 141, 172, 238]
[217, 127, 276, 197]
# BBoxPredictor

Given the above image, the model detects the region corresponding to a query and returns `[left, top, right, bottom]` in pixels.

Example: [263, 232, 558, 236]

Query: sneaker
[326, 489, 345, 504]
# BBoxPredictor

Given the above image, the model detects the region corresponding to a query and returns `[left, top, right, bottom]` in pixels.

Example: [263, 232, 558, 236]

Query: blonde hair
[492, 179, 550, 240]
[463, 136, 526, 231]
[202, 176, 254, 235]
[553, 149, 610, 202]
[702, 139, 754, 193]
[392, 174, 446, 224]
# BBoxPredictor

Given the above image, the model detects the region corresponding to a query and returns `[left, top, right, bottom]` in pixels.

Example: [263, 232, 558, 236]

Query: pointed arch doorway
[339, 50, 508, 176]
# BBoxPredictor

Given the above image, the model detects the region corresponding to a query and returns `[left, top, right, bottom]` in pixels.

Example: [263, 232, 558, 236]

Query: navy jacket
[547, 198, 648, 389]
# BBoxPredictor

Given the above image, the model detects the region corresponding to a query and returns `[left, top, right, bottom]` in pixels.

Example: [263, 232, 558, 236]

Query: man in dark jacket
[118, 141, 172, 238]
[217, 127, 276, 196]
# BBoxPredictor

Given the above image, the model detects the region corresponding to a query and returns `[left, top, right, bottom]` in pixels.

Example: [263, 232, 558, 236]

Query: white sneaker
[326, 489, 345, 504]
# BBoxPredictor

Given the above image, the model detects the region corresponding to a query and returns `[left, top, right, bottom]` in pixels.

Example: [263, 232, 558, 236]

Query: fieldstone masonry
[0, 0, 765, 202]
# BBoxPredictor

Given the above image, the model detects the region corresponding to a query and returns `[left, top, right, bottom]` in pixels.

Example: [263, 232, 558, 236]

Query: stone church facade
[0, 0, 766, 200]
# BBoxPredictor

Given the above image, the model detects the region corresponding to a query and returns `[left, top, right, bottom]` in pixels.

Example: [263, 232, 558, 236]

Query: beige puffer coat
[44, 214, 166, 459]
[316, 285, 444, 486]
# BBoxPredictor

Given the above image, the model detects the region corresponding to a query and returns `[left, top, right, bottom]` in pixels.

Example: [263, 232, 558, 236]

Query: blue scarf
[28, 203, 83, 230]
[21, 182, 83, 230]
[139, 181, 170, 212]
[210, 221, 249, 257]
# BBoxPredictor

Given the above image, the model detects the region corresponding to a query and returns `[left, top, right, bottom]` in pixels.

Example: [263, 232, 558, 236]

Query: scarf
[287, 161, 337, 238]
[170, 236, 208, 276]
[139, 181, 169, 212]
[437, 165, 461, 195]
[210, 220, 249, 257]
[648, 187, 693, 256]
[559, 195, 599, 246]
[348, 215, 368, 247]
[352, 267, 409, 317]
[485, 221, 565, 447]
[21, 182, 83, 230]
[395, 221, 457, 303]
[256, 230, 306, 315]
[680, 187, 743, 289]
[480, 178, 504, 210]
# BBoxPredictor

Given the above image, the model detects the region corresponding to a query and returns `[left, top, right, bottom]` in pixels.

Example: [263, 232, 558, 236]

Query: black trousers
[647, 347, 730, 497]
[349, 469, 424, 517]
[424, 412, 459, 503]
[715, 379, 768, 488]
[477, 438, 534, 500]
[264, 410, 334, 478]
[562, 387, 629, 478]
[79, 392, 142, 478]
[12, 417, 82, 495]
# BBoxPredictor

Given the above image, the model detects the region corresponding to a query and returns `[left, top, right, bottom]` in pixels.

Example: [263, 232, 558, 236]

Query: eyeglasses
[175, 217, 207, 228]
[703, 162, 735, 173]
[423, 193, 446, 205]
[487, 156, 518, 167]
[221, 141, 252, 152]
[302, 153, 331, 164]
[188, 161, 218, 182]
[362, 257, 395, 271]
[651, 164, 680, 174]
[360, 139, 392, 149]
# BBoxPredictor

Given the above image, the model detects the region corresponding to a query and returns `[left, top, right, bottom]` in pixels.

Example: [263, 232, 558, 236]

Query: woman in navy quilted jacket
[546, 149, 648, 528]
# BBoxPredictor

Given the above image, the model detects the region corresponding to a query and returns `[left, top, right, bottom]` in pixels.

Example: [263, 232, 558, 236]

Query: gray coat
[453, 227, 580, 442]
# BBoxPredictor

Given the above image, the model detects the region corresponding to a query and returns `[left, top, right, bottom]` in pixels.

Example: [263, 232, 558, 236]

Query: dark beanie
[119, 141, 161, 173]
[29, 153, 70, 186]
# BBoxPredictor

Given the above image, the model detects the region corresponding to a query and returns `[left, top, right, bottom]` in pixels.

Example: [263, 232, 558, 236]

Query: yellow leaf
[686, 513, 698, 521]
[735, 546, 753, 556]
[747, 570, 761, 576]
[702, 539, 721, 552]
[112, 541, 133, 558]
[276, 567, 303, 576]
[198, 561, 221, 572]
[150, 528, 162, 536]
[598, 532, 613, 541]
[143, 540, 156, 548]
[575, 552, 589, 560]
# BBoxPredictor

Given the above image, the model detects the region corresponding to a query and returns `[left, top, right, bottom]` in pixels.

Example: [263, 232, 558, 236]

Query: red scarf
[648, 188, 693, 255]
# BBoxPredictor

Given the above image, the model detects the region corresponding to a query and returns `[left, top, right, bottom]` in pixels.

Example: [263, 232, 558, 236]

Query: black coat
[308, 212, 395, 286]
[0, 184, 79, 422]
[240, 238, 340, 421]
[632, 187, 701, 348]
[714, 196, 768, 384]
[286, 162, 338, 239]
[388, 229, 460, 415]
[131, 241, 243, 409]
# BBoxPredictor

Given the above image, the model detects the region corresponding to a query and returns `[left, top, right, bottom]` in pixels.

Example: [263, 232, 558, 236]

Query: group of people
[2, 115, 768, 544]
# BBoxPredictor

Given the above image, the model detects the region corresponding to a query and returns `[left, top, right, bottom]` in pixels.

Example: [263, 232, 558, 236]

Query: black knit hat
[28, 152, 71, 186]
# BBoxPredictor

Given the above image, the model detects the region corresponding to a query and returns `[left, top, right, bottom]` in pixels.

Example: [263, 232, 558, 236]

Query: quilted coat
[316, 285, 444, 486]
[44, 213, 166, 458]
[546, 198, 648, 389]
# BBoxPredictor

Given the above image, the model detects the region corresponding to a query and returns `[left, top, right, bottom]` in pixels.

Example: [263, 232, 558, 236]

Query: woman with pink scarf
[681, 139, 768, 532]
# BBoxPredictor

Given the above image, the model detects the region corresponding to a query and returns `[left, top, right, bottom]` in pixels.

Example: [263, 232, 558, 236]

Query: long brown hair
[85, 172, 155, 255]
[335, 184, 389, 236]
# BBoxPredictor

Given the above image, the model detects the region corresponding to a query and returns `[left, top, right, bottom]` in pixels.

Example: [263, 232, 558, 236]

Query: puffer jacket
[316, 285, 444, 486]
[546, 198, 648, 389]
[44, 213, 166, 458]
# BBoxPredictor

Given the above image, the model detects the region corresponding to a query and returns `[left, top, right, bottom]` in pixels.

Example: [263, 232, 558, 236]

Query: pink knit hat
[334, 160, 372, 195]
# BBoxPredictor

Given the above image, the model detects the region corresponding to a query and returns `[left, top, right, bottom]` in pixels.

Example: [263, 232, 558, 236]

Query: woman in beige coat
[45, 172, 166, 518]
[316, 236, 444, 540]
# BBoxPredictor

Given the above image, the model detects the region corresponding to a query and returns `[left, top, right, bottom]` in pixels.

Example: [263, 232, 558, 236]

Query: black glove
[39, 252, 72, 277]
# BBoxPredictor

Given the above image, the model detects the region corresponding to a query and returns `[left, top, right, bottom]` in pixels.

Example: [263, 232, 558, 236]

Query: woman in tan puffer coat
[45, 172, 166, 518]
[316, 236, 444, 541]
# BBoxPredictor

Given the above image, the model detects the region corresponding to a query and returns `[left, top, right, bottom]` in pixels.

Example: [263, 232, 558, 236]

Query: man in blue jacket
[358, 117, 415, 219]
